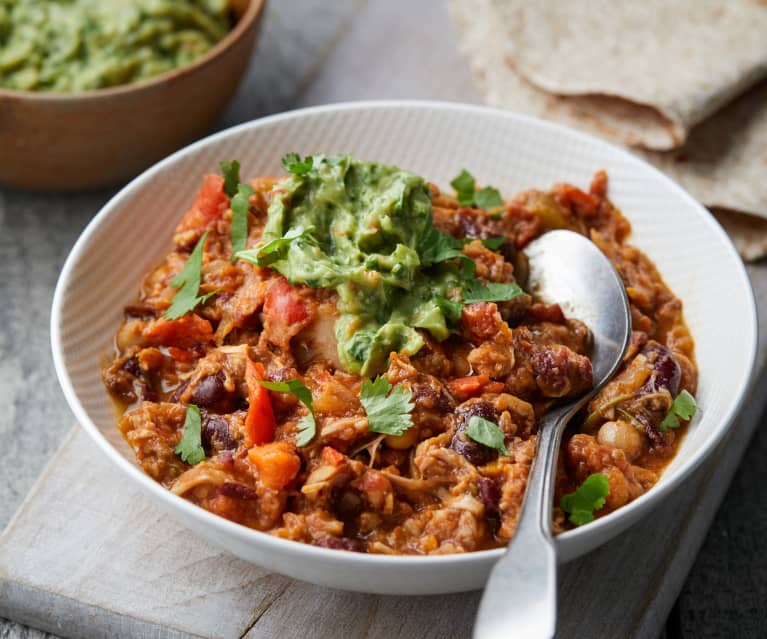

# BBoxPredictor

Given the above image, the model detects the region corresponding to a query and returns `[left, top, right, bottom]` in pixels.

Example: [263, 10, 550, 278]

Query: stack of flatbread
[450, 0, 767, 260]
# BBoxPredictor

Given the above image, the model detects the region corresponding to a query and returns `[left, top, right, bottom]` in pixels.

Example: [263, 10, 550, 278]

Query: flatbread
[494, 0, 767, 151]
[449, 0, 767, 260]
[712, 209, 767, 262]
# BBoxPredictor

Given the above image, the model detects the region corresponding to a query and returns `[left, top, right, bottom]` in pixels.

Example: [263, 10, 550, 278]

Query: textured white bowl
[51, 101, 757, 595]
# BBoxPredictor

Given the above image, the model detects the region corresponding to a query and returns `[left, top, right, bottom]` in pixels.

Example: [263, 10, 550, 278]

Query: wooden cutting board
[1, 354, 765, 639]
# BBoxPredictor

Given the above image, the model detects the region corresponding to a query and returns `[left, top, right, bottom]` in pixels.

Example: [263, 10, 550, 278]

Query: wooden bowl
[0, 0, 265, 191]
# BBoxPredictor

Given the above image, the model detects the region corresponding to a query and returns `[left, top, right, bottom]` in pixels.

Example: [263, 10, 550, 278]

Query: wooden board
[2, 0, 767, 636]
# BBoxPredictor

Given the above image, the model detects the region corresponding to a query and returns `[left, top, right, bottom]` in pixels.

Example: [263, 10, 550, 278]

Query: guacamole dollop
[258, 155, 468, 376]
[0, 0, 231, 92]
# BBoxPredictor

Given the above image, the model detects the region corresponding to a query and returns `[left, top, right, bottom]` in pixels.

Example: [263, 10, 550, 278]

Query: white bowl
[51, 101, 757, 594]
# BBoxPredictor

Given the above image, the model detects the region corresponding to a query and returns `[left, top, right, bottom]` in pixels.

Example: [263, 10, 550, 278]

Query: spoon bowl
[474, 230, 632, 639]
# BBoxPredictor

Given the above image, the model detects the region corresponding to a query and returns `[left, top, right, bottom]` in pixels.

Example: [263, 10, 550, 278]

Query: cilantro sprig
[174, 404, 205, 465]
[235, 226, 314, 268]
[461, 280, 526, 304]
[164, 232, 216, 319]
[282, 153, 314, 175]
[560, 473, 610, 526]
[480, 236, 506, 251]
[660, 390, 697, 431]
[220, 160, 241, 198]
[360, 376, 414, 436]
[466, 416, 509, 455]
[258, 379, 316, 446]
[450, 169, 504, 211]
[219, 160, 254, 260]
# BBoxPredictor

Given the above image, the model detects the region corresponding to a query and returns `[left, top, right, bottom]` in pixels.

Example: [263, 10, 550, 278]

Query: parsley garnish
[474, 187, 504, 211]
[230, 182, 254, 259]
[360, 376, 414, 436]
[450, 169, 504, 211]
[258, 379, 316, 446]
[660, 390, 697, 431]
[466, 416, 509, 455]
[282, 153, 313, 175]
[174, 404, 205, 465]
[220, 160, 240, 198]
[164, 232, 216, 319]
[235, 226, 314, 267]
[419, 223, 465, 266]
[461, 280, 526, 304]
[450, 169, 476, 207]
[560, 473, 610, 526]
[435, 296, 463, 322]
[480, 236, 506, 251]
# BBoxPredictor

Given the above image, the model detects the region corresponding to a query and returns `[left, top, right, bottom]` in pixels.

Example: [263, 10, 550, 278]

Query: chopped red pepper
[144, 315, 213, 349]
[175, 174, 229, 237]
[245, 358, 276, 447]
[447, 374, 504, 398]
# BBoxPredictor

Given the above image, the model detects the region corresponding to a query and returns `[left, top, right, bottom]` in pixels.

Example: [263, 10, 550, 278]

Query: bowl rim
[0, 0, 265, 101]
[51, 100, 758, 570]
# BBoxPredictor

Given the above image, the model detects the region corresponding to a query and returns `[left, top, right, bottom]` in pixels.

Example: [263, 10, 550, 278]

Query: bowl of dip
[0, 0, 265, 191]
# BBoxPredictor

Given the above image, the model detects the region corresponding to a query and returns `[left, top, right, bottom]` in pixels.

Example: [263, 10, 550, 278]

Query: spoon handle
[473, 408, 568, 639]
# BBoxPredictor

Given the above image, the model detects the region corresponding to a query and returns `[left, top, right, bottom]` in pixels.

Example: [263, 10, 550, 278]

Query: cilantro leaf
[461, 280, 526, 304]
[258, 379, 317, 446]
[660, 389, 697, 431]
[419, 223, 464, 266]
[466, 416, 509, 455]
[230, 182, 254, 260]
[474, 187, 503, 211]
[219, 160, 241, 198]
[450, 169, 476, 207]
[165, 232, 216, 319]
[450, 170, 505, 211]
[174, 404, 205, 465]
[480, 236, 506, 251]
[282, 153, 313, 175]
[435, 296, 463, 323]
[560, 473, 609, 526]
[235, 226, 313, 267]
[360, 376, 414, 436]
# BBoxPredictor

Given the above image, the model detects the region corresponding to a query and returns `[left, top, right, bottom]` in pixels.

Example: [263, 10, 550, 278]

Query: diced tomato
[244, 358, 277, 446]
[167, 346, 196, 362]
[175, 174, 229, 236]
[321, 446, 345, 466]
[557, 184, 598, 216]
[248, 441, 301, 489]
[264, 277, 309, 325]
[144, 315, 213, 349]
[447, 374, 499, 398]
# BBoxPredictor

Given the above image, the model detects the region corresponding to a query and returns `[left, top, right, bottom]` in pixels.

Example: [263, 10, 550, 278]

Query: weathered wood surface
[1, 0, 766, 637]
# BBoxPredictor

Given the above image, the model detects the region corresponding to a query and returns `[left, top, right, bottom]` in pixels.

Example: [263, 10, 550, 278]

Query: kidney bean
[639, 342, 681, 396]
[478, 476, 501, 520]
[190, 372, 227, 408]
[201, 414, 236, 452]
[316, 537, 365, 552]
[121, 356, 141, 377]
[451, 401, 500, 466]
[414, 385, 455, 413]
[169, 378, 190, 403]
[219, 482, 258, 500]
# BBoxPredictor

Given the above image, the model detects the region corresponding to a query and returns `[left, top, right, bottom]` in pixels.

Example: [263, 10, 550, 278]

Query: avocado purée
[0, 0, 231, 92]
[250, 155, 485, 376]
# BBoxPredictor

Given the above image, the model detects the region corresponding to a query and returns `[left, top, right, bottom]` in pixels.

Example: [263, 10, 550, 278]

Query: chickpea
[597, 420, 643, 460]
[384, 427, 419, 450]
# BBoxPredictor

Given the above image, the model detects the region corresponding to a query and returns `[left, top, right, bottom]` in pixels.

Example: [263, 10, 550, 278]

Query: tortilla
[494, 0, 767, 151]
[712, 209, 767, 262]
[449, 0, 767, 260]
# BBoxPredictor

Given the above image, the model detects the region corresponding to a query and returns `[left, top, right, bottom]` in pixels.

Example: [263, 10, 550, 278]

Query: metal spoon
[473, 230, 632, 639]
